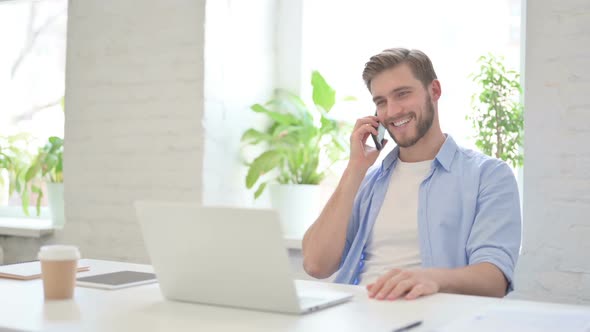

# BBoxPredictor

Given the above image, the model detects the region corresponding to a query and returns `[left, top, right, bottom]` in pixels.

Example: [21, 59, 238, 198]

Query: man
[302, 48, 521, 301]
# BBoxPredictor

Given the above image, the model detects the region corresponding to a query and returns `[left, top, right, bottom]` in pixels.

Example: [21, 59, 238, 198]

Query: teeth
[393, 118, 411, 127]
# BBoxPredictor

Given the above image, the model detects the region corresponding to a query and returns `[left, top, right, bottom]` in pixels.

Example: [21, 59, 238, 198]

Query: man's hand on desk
[367, 268, 440, 301]
[366, 263, 508, 300]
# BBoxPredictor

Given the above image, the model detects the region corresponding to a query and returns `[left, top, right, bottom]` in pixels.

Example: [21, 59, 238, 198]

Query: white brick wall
[512, 0, 590, 305]
[58, 0, 206, 263]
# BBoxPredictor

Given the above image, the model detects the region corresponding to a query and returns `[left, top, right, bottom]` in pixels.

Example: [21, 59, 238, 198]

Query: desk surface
[0, 259, 587, 332]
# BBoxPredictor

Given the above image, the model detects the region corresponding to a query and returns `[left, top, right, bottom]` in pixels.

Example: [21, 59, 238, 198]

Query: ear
[429, 79, 442, 102]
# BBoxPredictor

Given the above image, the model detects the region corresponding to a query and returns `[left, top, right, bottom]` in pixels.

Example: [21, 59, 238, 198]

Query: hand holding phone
[370, 112, 386, 150]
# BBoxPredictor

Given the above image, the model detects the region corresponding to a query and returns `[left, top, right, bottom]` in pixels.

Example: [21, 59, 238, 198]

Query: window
[290, 0, 522, 184]
[0, 0, 67, 216]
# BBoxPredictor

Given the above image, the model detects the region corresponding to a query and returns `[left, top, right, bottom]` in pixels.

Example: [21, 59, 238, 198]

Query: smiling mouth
[391, 116, 412, 127]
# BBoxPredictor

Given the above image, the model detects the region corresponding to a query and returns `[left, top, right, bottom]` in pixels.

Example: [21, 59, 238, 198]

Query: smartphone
[370, 112, 386, 150]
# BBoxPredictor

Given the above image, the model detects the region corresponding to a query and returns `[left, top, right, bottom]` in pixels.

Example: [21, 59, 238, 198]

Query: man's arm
[302, 168, 364, 278]
[302, 116, 383, 279]
[366, 262, 507, 300]
[434, 263, 508, 297]
[465, 160, 522, 292]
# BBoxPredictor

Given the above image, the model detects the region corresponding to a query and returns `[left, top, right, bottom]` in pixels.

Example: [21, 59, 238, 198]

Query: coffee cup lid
[38, 245, 80, 261]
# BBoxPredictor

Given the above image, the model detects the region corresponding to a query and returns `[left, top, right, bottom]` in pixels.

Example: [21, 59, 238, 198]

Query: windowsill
[0, 218, 55, 238]
[0, 214, 303, 244]
[0, 214, 302, 244]
[0, 221, 301, 246]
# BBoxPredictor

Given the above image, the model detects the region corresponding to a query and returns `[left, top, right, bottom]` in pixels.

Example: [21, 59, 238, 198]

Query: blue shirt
[334, 135, 522, 292]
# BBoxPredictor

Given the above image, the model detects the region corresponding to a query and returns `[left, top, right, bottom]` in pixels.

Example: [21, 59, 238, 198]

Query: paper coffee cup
[38, 245, 80, 300]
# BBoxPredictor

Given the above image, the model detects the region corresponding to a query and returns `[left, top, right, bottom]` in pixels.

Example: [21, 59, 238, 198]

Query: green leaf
[253, 182, 266, 199]
[250, 104, 298, 125]
[271, 90, 312, 124]
[241, 129, 270, 144]
[341, 95, 357, 101]
[55, 153, 63, 177]
[43, 154, 59, 177]
[311, 71, 336, 112]
[320, 116, 337, 134]
[245, 150, 282, 189]
[25, 162, 41, 182]
[21, 186, 30, 216]
[32, 184, 43, 216]
[48, 136, 63, 148]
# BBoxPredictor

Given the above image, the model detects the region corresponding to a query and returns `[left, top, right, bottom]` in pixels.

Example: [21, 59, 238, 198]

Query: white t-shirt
[359, 159, 432, 285]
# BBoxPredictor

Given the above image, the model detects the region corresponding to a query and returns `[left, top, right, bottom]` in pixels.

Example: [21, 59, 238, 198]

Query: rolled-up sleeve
[466, 160, 522, 293]
[340, 206, 358, 268]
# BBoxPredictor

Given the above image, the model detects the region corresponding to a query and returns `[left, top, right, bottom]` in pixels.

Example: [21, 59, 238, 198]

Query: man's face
[370, 64, 435, 148]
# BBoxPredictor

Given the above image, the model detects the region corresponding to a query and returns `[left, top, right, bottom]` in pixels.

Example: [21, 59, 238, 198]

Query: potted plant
[467, 54, 524, 168]
[20, 136, 64, 227]
[241, 71, 351, 236]
[0, 134, 32, 206]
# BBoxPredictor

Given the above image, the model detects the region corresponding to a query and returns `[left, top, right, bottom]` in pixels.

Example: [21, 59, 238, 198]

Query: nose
[385, 98, 403, 119]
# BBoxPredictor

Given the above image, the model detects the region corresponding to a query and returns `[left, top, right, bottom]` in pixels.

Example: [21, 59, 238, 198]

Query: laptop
[134, 201, 352, 314]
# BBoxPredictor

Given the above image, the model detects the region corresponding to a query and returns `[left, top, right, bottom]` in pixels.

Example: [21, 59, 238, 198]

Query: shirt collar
[381, 134, 458, 172]
[435, 134, 458, 172]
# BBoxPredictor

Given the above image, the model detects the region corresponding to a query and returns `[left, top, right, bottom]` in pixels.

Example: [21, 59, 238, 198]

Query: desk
[0, 259, 587, 332]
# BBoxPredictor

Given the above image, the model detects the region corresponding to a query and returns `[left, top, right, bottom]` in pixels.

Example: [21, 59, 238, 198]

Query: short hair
[362, 48, 437, 91]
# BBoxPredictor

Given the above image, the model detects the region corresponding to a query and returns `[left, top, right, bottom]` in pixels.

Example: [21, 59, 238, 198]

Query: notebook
[0, 259, 90, 280]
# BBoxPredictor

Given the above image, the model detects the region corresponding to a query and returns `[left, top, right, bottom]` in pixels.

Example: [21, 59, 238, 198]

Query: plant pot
[0, 169, 9, 206]
[46, 182, 65, 229]
[269, 184, 323, 238]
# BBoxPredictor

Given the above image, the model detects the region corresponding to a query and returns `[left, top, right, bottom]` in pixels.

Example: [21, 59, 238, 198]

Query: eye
[398, 91, 410, 98]
[375, 100, 385, 107]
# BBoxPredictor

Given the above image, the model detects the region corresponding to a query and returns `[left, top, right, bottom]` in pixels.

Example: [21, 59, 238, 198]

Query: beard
[386, 94, 435, 148]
